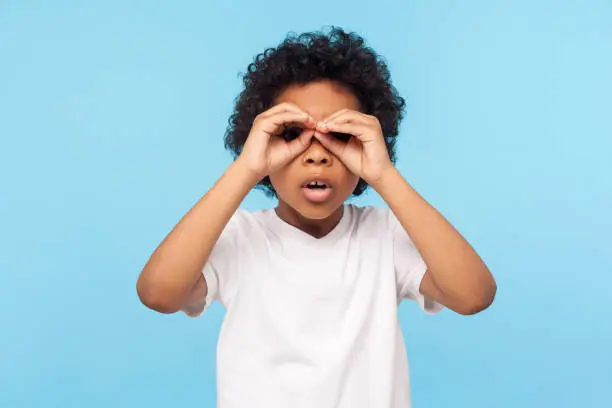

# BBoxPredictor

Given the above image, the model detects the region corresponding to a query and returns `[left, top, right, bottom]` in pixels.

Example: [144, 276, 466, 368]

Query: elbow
[136, 275, 182, 315]
[457, 280, 497, 316]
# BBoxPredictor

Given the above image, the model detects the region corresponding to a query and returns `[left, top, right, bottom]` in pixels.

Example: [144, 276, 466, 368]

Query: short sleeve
[389, 209, 443, 314]
[182, 209, 245, 317]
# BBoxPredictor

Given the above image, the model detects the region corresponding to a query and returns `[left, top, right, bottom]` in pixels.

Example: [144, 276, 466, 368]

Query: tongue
[302, 187, 332, 203]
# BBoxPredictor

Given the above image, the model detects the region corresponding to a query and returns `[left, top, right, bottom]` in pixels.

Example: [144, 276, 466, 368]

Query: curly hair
[223, 26, 406, 198]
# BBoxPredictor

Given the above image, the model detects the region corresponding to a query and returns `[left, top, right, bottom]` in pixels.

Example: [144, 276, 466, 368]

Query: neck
[275, 202, 344, 238]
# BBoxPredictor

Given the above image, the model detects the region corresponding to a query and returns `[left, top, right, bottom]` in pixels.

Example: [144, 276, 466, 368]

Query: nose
[302, 139, 333, 167]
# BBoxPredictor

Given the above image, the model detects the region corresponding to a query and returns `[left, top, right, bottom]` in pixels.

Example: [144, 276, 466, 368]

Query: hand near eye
[314, 109, 394, 186]
[237, 103, 317, 181]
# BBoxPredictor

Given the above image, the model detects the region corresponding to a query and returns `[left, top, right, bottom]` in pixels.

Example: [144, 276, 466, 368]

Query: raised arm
[374, 168, 497, 315]
[136, 161, 259, 314]
[136, 102, 318, 314]
[312, 109, 496, 315]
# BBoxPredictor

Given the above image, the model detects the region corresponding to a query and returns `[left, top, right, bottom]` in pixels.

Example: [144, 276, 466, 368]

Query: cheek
[336, 161, 360, 183]
[268, 168, 293, 194]
[347, 174, 361, 192]
[268, 172, 281, 189]
[336, 167, 360, 195]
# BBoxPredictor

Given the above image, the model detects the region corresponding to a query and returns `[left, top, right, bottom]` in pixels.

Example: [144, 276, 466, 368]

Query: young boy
[137, 27, 496, 408]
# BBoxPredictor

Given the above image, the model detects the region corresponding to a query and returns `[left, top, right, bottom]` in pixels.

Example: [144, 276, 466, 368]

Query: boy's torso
[213, 205, 414, 408]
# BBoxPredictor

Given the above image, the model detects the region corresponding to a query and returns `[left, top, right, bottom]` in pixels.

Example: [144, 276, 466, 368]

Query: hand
[313, 109, 394, 186]
[237, 103, 317, 180]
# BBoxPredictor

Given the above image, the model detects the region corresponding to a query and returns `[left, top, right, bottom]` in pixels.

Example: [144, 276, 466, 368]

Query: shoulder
[226, 206, 271, 225]
[346, 203, 395, 232]
[215, 207, 268, 241]
[228, 207, 257, 226]
[347, 203, 392, 222]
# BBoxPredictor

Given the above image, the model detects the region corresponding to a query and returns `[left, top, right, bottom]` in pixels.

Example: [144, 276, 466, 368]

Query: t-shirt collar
[265, 204, 352, 247]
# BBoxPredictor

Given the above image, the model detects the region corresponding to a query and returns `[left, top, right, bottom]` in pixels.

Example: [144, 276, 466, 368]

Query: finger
[319, 110, 379, 142]
[319, 108, 372, 128]
[257, 111, 316, 136]
[318, 121, 365, 139]
[325, 110, 372, 127]
[319, 108, 352, 123]
[313, 131, 346, 157]
[261, 102, 307, 117]
[285, 129, 315, 157]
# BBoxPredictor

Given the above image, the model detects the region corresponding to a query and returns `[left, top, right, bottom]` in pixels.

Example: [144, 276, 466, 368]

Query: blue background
[1, 1, 610, 407]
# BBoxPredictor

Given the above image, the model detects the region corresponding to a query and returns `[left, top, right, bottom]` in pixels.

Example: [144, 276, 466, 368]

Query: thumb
[285, 129, 314, 157]
[313, 132, 343, 156]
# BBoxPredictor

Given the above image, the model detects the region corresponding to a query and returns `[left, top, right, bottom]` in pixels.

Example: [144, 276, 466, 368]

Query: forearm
[137, 159, 260, 313]
[372, 167, 496, 313]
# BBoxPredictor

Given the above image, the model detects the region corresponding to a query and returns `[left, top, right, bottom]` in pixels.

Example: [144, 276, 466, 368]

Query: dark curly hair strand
[223, 26, 406, 198]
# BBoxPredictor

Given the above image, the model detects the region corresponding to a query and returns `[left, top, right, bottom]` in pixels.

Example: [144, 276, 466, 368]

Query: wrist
[231, 158, 265, 186]
[369, 165, 400, 193]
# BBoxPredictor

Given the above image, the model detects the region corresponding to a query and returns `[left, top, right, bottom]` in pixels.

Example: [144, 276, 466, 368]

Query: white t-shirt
[184, 203, 442, 408]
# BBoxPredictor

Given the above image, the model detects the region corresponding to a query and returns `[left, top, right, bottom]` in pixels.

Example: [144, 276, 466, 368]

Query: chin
[298, 206, 337, 220]
[285, 197, 345, 221]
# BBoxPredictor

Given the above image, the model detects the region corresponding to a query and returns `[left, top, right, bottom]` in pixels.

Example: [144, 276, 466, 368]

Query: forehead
[274, 80, 361, 119]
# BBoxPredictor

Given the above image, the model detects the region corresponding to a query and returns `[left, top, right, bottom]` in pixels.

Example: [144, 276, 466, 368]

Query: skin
[270, 80, 497, 315]
[137, 79, 496, 316]
[269, 80, 361, 238]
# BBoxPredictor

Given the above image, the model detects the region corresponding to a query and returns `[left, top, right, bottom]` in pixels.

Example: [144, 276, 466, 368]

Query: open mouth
[301, 180, 333, 203]
[303, 180, 329, 189]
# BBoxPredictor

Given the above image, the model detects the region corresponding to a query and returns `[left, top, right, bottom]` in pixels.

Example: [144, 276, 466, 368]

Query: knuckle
[279, 102, 297, 111]
[366, 115, 379, 125]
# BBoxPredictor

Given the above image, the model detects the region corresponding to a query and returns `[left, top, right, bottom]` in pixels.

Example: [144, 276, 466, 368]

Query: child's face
[269, 79, 361, 221]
